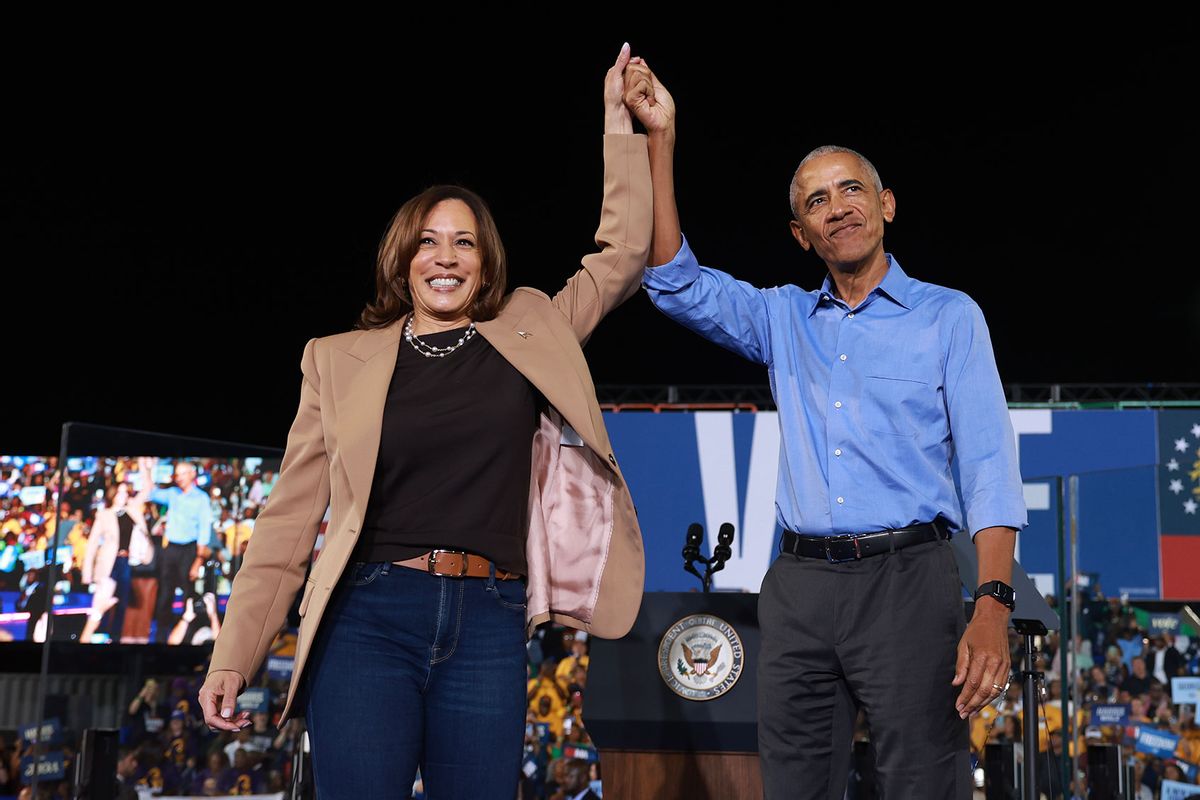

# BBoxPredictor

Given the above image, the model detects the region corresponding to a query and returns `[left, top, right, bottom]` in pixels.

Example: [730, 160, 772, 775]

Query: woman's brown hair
[358, 185, 508, 329]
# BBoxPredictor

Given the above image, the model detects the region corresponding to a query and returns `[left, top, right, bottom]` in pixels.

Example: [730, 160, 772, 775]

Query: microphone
[683, 522, 706, 585]
[682, 522, 704, 561]
[710, 523, 734, 575]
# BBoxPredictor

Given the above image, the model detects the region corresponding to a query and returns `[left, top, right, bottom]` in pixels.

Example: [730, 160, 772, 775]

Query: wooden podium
[585, 592, 762, 799]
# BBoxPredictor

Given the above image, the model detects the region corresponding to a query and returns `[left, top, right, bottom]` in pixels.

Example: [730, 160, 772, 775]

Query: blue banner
[266, 656, 294, 680]
[1161, 778, 1200, 800]
[1090, 704, 1129, 727]
[606, 408, 1167, 596]
[236, 687, 270, 713]
[1177, 761, 1197, 781]
[1173, 677, 1200, 705]
[20, 717, 62, 746]
[20, 751, 66, 781]
[1134, 726, 1180, 759]
[1149, 613, 1183, 634]
[561, 744, 599, 762]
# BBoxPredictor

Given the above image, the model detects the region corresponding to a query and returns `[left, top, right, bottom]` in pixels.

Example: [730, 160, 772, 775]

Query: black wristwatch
[974, 580, 1016, 611]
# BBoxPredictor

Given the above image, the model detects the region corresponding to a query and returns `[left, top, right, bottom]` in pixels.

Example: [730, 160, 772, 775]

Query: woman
[199, 46, 660, 797]
[80, 472, 153, 643]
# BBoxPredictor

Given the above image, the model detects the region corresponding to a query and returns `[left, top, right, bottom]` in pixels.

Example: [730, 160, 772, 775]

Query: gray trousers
[757, 538, 973, 800]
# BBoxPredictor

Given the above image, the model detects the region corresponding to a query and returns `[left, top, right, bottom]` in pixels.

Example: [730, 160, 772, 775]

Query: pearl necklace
[403, 315, 477, 359]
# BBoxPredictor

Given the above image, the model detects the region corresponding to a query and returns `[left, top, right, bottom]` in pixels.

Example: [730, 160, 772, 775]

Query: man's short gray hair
[788, 145, 884, 219]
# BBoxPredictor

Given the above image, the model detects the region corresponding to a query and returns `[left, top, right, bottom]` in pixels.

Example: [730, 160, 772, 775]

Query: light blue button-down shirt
[643, 235, 1027, 539]
[149, 485, 214, 545]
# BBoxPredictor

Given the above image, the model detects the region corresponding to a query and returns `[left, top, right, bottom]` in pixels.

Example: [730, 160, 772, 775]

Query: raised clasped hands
[622, 55, 675, 139]
[605, 43, 674, 139]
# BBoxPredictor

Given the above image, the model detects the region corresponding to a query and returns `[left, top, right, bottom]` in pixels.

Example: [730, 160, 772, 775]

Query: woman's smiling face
[408, 198, 483, 330]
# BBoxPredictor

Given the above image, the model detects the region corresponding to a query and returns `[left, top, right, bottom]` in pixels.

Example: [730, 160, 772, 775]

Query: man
[115, 746, 140, 800]
[554, 758, 600, 800]
[1122, 656, 1153, 696]
[623, 61, 1026, 798]
[142, 457, 213, 641]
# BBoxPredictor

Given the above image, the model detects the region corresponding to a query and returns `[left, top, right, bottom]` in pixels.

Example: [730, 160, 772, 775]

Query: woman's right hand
[604, 43, 636, 135]
[199, 669, 252, 732]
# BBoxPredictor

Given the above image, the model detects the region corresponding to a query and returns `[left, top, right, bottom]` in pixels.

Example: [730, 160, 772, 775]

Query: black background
[5, 26, 1196, 454]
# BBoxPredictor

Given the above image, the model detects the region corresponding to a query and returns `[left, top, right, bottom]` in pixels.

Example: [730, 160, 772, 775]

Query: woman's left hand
[604, 43, 636, 135]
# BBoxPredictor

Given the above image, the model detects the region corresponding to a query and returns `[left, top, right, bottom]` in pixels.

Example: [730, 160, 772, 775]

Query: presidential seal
[657, 614, 745, 701]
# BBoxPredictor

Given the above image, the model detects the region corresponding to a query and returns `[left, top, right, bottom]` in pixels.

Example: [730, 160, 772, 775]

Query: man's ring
[992, 683, 1004, 691]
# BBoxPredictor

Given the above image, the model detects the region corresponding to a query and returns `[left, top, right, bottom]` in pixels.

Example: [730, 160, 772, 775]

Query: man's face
[1132, 658, 1146, 677]
[174, 463, 196, 490]
[789, 152, 895, 272]
[117, 753, 137, 778]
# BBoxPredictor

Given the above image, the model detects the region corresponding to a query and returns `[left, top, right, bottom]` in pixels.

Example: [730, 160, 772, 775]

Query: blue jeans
[104, 555, 131, 640]
[305, 561, 528, 799]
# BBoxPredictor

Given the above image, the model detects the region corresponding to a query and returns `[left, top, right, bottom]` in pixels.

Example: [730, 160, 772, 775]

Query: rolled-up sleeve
[943, 299, 1028, 538]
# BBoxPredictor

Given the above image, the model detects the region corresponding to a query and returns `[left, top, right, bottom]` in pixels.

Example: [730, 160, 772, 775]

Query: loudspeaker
[73, 728, 119, 800]
[983, 742, 1018, 800]
[1086, 743, 1123, 800]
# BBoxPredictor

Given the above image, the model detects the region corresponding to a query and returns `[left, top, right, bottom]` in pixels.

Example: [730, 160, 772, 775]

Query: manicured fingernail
[221, 708, 231, 718]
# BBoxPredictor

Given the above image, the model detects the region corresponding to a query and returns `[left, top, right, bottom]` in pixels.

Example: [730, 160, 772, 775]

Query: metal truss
[597, 384, 1200, 411]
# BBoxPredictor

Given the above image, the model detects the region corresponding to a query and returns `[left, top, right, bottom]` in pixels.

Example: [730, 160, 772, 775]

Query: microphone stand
[1011, 617, 1048, 800]
[681, 523, 735, 593]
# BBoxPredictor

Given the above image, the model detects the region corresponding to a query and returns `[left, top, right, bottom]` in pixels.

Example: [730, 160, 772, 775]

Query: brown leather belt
[392, 549, 523, 581]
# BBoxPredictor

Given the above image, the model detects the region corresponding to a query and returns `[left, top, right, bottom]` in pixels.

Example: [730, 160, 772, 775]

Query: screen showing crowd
[0, 454, 294, 644]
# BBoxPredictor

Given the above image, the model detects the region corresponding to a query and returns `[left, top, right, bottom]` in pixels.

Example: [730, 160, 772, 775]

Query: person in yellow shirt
[222, 514, 255, 555]
[528, 661, 566, 716]
[555, 634, 590, 693]
[1018, 700, 1063, 751]
[970, 704, 1003, 755]
[1176, 706, 1200, 763]
[532, 695, 565, 742]
[65, 511, 89, 580]
[0, 514, 22, 537]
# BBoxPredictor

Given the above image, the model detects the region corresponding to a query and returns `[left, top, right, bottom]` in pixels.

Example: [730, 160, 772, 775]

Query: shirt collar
[812, 253, 912, 316]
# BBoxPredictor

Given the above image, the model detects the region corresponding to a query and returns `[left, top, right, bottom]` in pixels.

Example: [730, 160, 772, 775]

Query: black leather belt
[781, 520, 950, 563]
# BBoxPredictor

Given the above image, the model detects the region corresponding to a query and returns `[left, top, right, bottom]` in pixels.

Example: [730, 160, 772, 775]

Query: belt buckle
[427, 549, 470, 578]
[824, 535, 862, 564]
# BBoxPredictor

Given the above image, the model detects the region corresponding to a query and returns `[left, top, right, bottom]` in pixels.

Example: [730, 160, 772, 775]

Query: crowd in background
[3, 452, 1199, 800]
[964, 589, 1200, 799]
[0, 456, 278, 644]
[0, 623, 599, 799]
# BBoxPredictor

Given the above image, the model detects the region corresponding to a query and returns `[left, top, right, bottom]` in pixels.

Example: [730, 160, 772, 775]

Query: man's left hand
[952, 605, 1011, 719]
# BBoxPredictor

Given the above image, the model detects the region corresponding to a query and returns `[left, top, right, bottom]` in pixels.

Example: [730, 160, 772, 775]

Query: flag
[1158, 410, 1200, 598]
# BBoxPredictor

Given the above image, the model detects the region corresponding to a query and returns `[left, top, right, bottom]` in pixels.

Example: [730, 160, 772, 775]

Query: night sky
[5, 30, 1196, 455]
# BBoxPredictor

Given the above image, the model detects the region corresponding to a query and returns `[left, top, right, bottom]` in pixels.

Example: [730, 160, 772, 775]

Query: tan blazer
[208, 134, 652, 721]
[81, 505, 153, 585]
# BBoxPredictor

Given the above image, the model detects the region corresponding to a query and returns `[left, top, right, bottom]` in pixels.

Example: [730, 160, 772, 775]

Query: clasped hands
[604, 43, 674, 138]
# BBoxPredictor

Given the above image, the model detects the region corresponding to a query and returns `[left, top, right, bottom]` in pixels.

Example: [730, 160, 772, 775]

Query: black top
[351, 323, 541, 575]
[116, 509, 134, 552]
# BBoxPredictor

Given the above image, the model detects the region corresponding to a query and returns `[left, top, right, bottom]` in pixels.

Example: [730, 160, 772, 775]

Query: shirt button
[834, 401, 842, 409]
[834, 449, 842, 457]
[836, 496, 845, 504]
[847, 313, 855, 319]
[839, 354, 847, 362]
